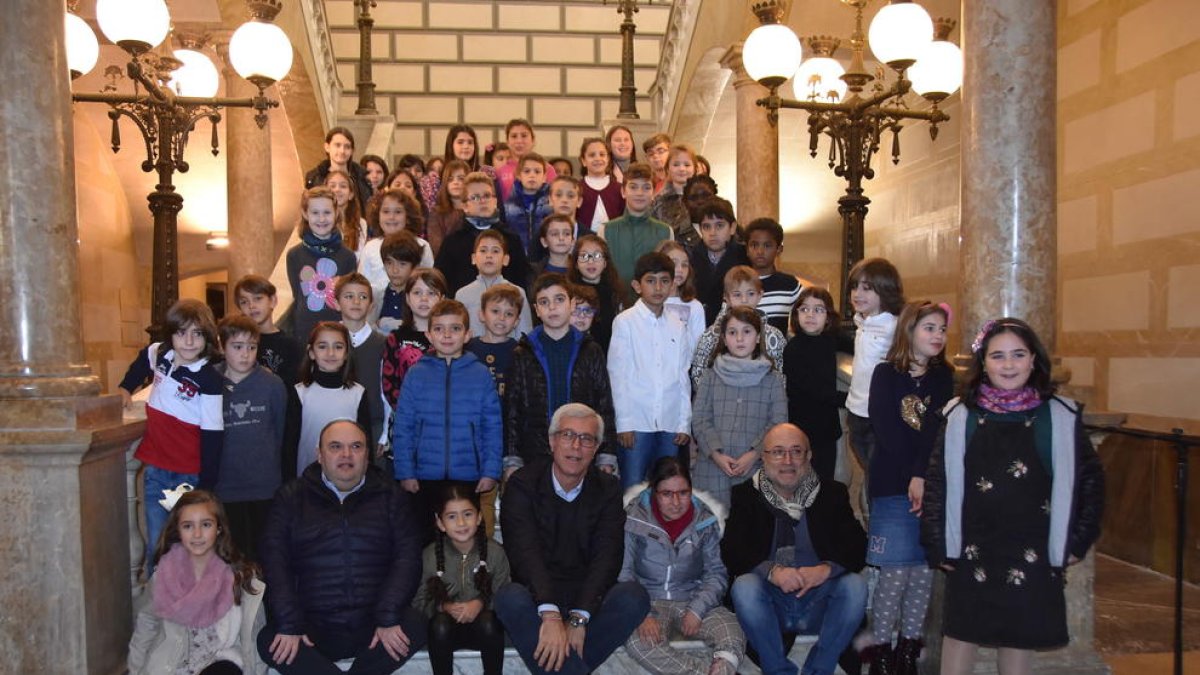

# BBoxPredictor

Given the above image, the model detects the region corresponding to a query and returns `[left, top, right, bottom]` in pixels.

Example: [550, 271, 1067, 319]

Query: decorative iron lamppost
[354, 0, 378, 114]
[66, 0, 293, 337]
[742, 0, 962, 321]
[604, 0, 651, 119]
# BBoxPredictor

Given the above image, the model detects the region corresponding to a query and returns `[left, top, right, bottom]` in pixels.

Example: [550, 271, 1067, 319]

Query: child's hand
[908, 477, 925, 515]
[712, 452, 738, 477]
[673, 433, 691, 446]
[476, 477, 497, 493]
[457, 598, 484, 623]
[119, 389, 132, 410]
[400, 479, 420, 493]
[617, 432, 635, 448]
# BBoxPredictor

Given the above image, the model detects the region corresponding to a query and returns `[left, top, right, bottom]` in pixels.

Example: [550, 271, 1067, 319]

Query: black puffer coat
[260, 463, 421, 633]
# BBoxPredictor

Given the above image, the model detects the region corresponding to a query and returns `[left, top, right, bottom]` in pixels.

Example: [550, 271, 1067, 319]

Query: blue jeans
[617, 431, 679, 490]
[494, 581, 650, 675]
[142, 465, 198, 577]
[731, 571, 867, 675]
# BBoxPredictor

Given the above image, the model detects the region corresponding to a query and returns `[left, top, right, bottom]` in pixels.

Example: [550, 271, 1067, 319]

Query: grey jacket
[618, 484, 728, 620]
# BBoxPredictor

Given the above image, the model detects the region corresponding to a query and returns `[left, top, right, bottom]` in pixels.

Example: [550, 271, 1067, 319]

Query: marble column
[720, 42, 780, 224]
[0, 2, 138, 673]
[220, 48, 277, 293]
[958, 0, 1057, 353]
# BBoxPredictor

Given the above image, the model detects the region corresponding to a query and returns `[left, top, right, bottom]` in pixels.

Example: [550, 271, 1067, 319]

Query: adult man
[258, 419, 426, 674]
[495, 403, 650, 674]
[721, 423, 867, 675]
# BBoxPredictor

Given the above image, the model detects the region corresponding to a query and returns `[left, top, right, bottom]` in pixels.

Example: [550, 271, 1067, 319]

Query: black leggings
[428, 610, 505, 675]
[199, 661, 241, 675]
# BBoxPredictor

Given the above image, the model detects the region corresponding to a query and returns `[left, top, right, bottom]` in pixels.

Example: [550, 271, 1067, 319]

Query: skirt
[867, 495, 927, 566]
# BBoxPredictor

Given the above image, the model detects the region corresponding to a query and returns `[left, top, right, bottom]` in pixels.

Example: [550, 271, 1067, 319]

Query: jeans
[256, 608, 428, 675]
[142, 465, 198, 577]
[494, 581, 650, 675]
[617, 431, 680, 490]
[730, 571, 867, 675]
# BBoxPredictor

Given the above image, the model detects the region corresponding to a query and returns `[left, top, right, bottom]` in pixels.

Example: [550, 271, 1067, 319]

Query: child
[528, 214, 576, 278]
[681, 174, 719, 250]
[119, 299, 224, 576]
[567, 233, 623, 351]
[393, 299, 503, 536]
[336, 273, 389, 453]
[495, 118, 558, 202]
[361, 154, 389, 192]
[434, 172, 529, 296]
[284, 321, 371, 477]
[606, 125, 637, 183]
[545, 175, 589, 254]
[127, 490, 264, 675]
[465, 285, 524, 401]
[412, 484, 511, 675]
[359, 187, 434, 302]
[569, 283, 599, 336]
[689, 196, 749, 325]
[650, 145, 698, 244]
[484, 142, 511, 170]
[304, 126, 373, 216]
[861, 301, 954, 673]
[923, 318, 1104, 675]
[656, 239, 707, 357]
[419, 125, 498, 213]
[234, 274, 302, 388]
[214, 315, 287, 563]
[551, 157, 575, 177]
[381, 268, 448, 410]
[387, 168, 417, 199]
[577, 137, 625, 234]
[600, 162, 672, 304]
[504, 273, 616, 476]
[845, 257, 905, 473]
[371, 230, 424, 334]
[455, 229, 534, 339]
[502, 152, 554, 259]
[691, 306, 787, 508]
[286, 186, 357, 345]
[745, 217, 802, 335]
[689, 266, 786, 389]
[326, 169, 368, 257]
[782, 287, 846, 482]
[426, 159, 470, 255]
[608, 253, 692, 489]
[642, 133, 672, 194]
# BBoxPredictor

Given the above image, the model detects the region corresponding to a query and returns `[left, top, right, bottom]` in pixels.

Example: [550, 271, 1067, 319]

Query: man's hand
[673, 433, 691, 446]
[768, 565, 805, 594]
[680, 610, 703, 637]
[794, 564, 832, 597]
[908, 477, 925, 515]
[476, 477, 497, 493]
[269, 633, 313, 665]
[636, 615, 663, 645]
[567, 625, 586, 658]
[400, 479, 419, 493]
[369, 625, 412, 660]
[730, 450, 759, 476]
[535, 613, 569, 672]
[617, 432, 635, 448]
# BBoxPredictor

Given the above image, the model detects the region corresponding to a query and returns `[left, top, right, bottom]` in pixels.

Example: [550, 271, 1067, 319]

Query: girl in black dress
[922, 318, 1104, 675]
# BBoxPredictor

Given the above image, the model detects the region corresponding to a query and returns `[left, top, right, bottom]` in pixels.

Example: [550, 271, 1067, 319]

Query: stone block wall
[324, 0, 672, 161]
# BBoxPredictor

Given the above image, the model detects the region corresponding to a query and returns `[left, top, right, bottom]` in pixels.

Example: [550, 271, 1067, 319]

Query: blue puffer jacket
[392, 352, 503, 482]
[501, 182, 552, 258]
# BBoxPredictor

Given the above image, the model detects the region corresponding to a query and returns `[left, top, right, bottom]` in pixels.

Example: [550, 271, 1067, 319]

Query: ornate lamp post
[742, 0, 962, 321]
[66, 0, 292, 337]
[604, 0, 651, 119]
[354, 0, 378, 114]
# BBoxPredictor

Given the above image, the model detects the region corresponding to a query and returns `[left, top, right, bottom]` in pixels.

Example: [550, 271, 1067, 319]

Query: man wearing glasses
[495, 403, 650, 674]
[721, 423, 867, 675]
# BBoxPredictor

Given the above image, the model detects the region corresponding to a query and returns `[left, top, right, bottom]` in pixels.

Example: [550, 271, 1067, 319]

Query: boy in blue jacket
[393, 299, 503, 538]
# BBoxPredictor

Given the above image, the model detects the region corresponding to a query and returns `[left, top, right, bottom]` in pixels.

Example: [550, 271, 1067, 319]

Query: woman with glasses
[620, 456, 746, 675]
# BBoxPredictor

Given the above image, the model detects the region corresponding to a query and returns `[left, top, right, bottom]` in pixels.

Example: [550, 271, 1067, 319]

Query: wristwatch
[567, 612, 589, 628]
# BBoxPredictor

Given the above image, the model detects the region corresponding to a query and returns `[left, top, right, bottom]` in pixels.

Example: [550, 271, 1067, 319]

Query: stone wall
[324, 0, 672, 161]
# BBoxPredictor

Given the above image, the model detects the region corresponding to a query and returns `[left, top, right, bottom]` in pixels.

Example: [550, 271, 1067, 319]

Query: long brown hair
[298, 321, 356, 387]
[885, 301, 950, 375]
[154, 490, 259, 602]
[654, 240, 697, 302]
[435, 160, 472, 215]
[325, 169, 363, 250]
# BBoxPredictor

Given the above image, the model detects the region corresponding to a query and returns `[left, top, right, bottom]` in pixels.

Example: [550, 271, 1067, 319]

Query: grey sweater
[216, 365, 288, 502]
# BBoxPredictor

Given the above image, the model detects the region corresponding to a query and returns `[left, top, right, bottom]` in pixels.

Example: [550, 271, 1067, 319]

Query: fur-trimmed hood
[622, 481, 727, 537]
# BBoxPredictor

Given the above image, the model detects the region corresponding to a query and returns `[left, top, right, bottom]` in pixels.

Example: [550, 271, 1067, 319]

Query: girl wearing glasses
[567, 234, 623, 351]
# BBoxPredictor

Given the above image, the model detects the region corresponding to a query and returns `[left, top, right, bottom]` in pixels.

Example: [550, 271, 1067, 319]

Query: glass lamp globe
[743, 24, 802, 89]
[909, 40, 963, 100]
[168, 49, 220, 98]
[868, 1, 934, 69]
[791, 56, 847, 103]
[96, 0, 170, 54]
[65, 12, 99, 79]
[229, 20, 293, 86]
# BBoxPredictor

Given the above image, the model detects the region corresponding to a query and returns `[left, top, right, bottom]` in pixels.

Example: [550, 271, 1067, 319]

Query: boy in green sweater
[599, 162, 672, 304]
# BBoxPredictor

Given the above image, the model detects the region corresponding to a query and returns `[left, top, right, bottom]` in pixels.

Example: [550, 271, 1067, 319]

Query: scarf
[152, 543, 235, 628]
[753, 468, 820, 521]
[465, 213, 502, 230]
[977, 382, 1042, 414]
[651, 497, 695, 543]
[712, 354, 771, 388]
[301, 227, 344, 257]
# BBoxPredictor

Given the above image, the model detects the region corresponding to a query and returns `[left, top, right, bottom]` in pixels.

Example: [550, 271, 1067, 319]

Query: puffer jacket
[503, 326, 616, 468]
[260, 464, 421, 633]
[392, 352, 503, 481]
[921, 396, 1105, 568]
[502, 182, 553, 258]
[619, 483, 728, 620]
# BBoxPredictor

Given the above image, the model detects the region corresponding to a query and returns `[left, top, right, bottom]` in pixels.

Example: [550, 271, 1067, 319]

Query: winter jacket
[434, 219, 530, 296]
[411, 539, 512, 617]
[502, 182, 553, 259]
[921, 396, 1105, 568]
[504, 327, 616, 468]
[650, 184, 697, 248]
[259, 464, 422, 634]
[392, 352, 503, 482]
[619, 484, 728, 620]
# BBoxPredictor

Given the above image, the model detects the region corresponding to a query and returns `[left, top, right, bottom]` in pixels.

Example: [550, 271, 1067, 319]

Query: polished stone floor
[1095, 553, 1200, 674]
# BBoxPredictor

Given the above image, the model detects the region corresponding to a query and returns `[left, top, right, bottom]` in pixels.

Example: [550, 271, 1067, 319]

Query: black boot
[893, 637, 924, 675]
[862, 642, 895, 675]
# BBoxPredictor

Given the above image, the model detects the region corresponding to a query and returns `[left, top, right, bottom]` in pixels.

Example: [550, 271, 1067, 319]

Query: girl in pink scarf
[128, 490, 264, 675]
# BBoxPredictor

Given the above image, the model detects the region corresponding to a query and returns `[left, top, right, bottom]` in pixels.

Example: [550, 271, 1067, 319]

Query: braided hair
[424, 483, 494, 608]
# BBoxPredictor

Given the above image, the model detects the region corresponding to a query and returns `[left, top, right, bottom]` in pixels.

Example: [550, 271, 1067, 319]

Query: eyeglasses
[572, 307, 596, 317]
[554, 429, 599, 449]
[797, 306, 828, 315]
[577, 251, 605, 263]
[655, 488, 691, 501]
[763, 448, 806, 461]
[466, 193, 496, 203]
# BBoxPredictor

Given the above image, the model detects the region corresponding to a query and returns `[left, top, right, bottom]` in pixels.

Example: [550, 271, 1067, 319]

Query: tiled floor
[1096, 553, 1200, 674]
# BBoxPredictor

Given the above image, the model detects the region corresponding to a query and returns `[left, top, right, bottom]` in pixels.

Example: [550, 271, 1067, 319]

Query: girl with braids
[412, 484, 511, 675]
[128, 490, 265, 675]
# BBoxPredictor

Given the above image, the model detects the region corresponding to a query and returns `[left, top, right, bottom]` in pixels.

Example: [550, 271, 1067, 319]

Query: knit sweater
[866, 362, 954, 499]
[454, 275, 534, 339]
[601, 211, 672, 304]
[285, 242, 357, 344]
[578, 175, 625, 232]
[216, 364, 288, 503]
[256, 331, 303, 389]
[434, 218, 530, 296]
[782, 332, 846, 447]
